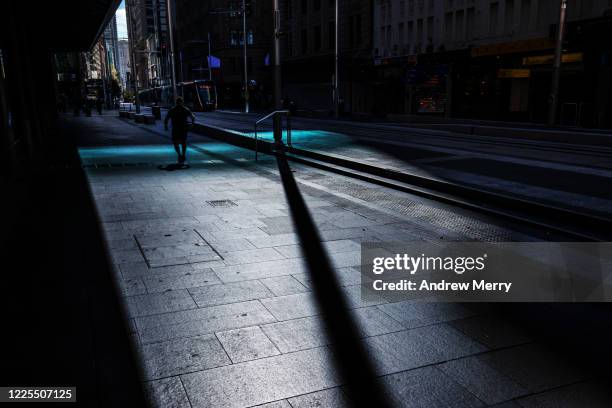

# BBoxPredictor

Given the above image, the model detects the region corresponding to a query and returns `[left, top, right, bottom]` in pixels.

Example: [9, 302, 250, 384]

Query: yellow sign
[522, 52, 584, 66]
[497, 69, 531, 79]
[472, 38, 554, 57]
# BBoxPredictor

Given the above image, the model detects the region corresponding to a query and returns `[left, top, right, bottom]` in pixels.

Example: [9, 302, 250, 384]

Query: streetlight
[273, 0, 282, 142]
[548, 0, 567, 125]
[333, 0, 339, 118]
[242, 0, 250, 113]
[166, 0, 178, 101]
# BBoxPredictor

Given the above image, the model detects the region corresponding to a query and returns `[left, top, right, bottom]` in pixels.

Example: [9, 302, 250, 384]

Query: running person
[164, 97, 195, 163]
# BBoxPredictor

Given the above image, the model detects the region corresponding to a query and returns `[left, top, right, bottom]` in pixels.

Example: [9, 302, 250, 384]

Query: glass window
[490, 2, 499, 35]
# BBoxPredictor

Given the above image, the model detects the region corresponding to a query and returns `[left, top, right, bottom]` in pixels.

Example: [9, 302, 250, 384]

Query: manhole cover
[206, 199, 238, 208]
[134, 229, 223, 268]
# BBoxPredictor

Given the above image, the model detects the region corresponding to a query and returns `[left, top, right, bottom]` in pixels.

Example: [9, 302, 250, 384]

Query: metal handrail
[254, 110, 291, 161]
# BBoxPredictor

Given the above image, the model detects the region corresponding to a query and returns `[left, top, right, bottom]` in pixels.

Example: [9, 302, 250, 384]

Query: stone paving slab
[377, 365, 484, 408]
[259, 275, 309, 296]
[436, 356, 528, 405]
[215, 326, 281, 363]
[181, 347, 342, 408]
[136, 300, 277, 344]
[141, 333, 231, 380]
[144, 376, 191, 408]
[143, 268, 221, 293]
[125, 289, 197, 318]
[188, 280, 274, 308]
[287, 387, 352, 408]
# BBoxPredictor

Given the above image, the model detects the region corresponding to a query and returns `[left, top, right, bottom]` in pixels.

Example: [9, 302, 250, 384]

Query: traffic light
[245, 0, 253, 16]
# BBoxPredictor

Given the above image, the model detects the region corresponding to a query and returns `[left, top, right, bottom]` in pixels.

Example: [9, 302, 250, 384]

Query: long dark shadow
[273, 146, 393, 408]
[183, 134, 393, 406]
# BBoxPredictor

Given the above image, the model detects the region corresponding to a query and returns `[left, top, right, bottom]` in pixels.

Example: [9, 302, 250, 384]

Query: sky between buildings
[116, 1, 128, 39]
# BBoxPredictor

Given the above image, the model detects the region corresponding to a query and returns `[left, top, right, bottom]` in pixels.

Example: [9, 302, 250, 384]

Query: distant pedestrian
[164, 97, 195, 163]
[96, 98, 103, 115]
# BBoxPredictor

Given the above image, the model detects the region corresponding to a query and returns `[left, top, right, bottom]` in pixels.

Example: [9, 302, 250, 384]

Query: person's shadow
[157, 163, 191, 171]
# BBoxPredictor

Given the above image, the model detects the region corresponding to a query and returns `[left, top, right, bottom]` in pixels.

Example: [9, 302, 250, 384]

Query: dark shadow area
[0, 119, 147, 407]
[273, 146, 392, 407]
[157, 163, 191, 171]
[354, 137, 612, 219]
[345, 136, 612, 383]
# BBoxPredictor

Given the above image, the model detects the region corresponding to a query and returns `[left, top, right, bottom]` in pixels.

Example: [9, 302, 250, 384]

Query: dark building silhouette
[174, 0, 274, 109]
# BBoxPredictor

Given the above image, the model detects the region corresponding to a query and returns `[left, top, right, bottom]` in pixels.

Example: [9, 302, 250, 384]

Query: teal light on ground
[190, 142, 242, 154]
[79, 145, 173, 158]
[246, 129, 347, 145]
[78, 142, 249, 165]
[78, 129, 351, 166]
[79, 144, 189, 165]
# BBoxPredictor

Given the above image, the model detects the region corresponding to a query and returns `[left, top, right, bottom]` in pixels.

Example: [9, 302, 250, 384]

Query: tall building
[126, 0, 171, 91]
[280, 0, 373, 114]
[118, 39, 130, 89]
[371, 0, 612, 126]
[174, 0, 274, 109]
[104, 15, 120, 74]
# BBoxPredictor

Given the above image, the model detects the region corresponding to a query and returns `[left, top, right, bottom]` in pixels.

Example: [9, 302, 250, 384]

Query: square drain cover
[206, 199, 237, 208]
[134, 229, 222, 268]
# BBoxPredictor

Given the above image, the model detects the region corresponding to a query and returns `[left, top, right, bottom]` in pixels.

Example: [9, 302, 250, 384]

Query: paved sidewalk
[75, 114, 608, 407]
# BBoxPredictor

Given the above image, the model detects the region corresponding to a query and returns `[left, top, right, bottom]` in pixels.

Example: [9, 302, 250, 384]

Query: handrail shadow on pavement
[273, 146, 393, 408]
[187, 141, 393, 407]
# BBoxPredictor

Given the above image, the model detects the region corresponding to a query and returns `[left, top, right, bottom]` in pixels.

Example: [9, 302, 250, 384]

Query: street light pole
[333, 0, 339, 118]
[548, 0, 567, 125]
[166, 0, 178, 101]
[132, 49, 141, 113]
[242, 0, 250, 113]
[127, 12, 141, 113]
[273, 0, 282, 142]
[208, 32, 213, 81]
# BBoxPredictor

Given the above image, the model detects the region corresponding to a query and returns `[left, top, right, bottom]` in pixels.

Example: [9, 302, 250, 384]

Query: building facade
[126, 0, 171, 92]
[280, 0, 374, 114]
[118, 39, 130, 89]
[174, 0, 274, 109]
[371, 0, 612, 126]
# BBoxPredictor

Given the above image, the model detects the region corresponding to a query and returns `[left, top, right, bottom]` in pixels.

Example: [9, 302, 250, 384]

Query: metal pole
[273, 0, 282, 143]
[548, 0, 567, 125]
[334, 0, 339, 118]
[132, 49, 141, 113]
[179, 50, 184, 83]
[208, 32, 213, 81]
[127, 7, 141, 113]
[166, 0, 178, 101]
[243, 0, 250, 113]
